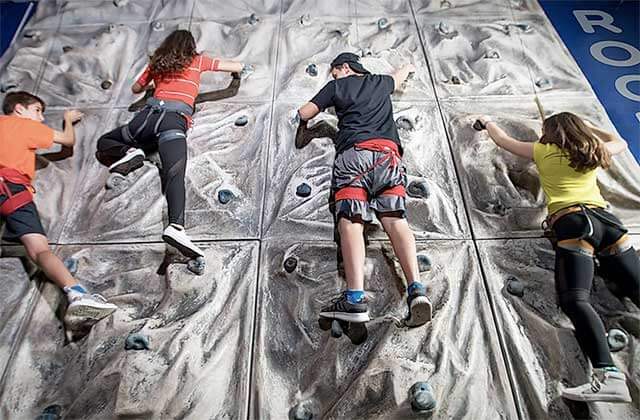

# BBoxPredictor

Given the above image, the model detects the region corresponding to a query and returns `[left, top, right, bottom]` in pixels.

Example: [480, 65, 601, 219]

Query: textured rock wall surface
[0, 1, 638, 419]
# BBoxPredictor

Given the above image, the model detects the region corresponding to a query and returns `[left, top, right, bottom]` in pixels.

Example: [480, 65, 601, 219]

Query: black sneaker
[405, 282, 432, 327]
[108, 149, 145, 175]
[319, 292, 370, 323]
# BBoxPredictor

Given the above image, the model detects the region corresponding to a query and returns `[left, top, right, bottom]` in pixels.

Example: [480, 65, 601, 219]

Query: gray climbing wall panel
[0, 0, 638, 419]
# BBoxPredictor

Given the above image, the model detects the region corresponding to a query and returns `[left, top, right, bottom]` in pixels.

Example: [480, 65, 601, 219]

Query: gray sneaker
[319, 292, 370, 323]
[562, 369, 632, 403]
[66, 293, 117, 321]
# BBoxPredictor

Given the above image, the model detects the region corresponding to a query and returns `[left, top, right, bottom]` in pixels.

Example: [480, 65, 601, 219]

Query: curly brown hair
[540, 112, 611, 172]
[149, 30, 197, 79]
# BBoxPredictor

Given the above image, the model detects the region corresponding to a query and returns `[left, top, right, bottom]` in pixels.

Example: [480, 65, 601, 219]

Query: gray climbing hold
[473, 119, 486, 131]
[291, 402, 313, 420]
[306, 64, 318, 77]
[113, 0, 129, 7]
[395, 116, 414, 131]
[283, 257, 298, 273]
[484, 50, 500, 59]
[450, 75, 461, 85]
[234, 115, 249, 126]
[535, 78, 551, 90]
[438, 21, 451, 35]
[506, 276, 524, 297]
[607, 328, 628, 352]
[248, 13, 259, 25]
[105, 173, 127, 190]
[125, 333, 150, 350]
[24, 30, 41, 39]
[409, 382, 436, 413]
[187, 256, 206, 275]
[240, 63, 255, 78]
[0, 83, 17, 93]
[218, 189, 234, 204]
[440, 0, 452, 8]
[296, 183, 312, 197]
[300, 14, 311, 26]
[407, 180, 430, 199]
[417, 254, 432, 272]
[331, 29, 349, 38]
[152, 21, 164, 31]
[62, 45, 73, 53]
[63, 257, 78, 276]
[36, 405, 62, 420]
[101, 80, 113, 90]
[361, 48, 373, 57]
[377, 18, 389, 30]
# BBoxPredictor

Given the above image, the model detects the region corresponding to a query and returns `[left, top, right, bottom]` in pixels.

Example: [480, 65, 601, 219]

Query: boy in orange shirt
[0, 91, 117, 322]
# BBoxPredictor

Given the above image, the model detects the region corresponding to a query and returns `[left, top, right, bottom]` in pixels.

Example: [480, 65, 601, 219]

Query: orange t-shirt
[0, 115, 54, 180]
[136, 54, 221, 107]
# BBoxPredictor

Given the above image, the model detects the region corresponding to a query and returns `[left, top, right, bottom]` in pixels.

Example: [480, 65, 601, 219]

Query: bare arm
[584, 121, 628, 155]
[478, 117, 535, 160]
[215, 59, 244, 73]
[391, 63, 416, 92]
[52, 110, 83, 146]
[298, 102, 320, 121]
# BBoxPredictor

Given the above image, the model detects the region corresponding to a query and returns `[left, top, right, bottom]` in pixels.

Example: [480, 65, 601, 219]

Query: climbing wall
[0, 1, 638, 419]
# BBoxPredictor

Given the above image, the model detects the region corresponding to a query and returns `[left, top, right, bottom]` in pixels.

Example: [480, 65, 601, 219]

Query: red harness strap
[0, 167, 34, 217]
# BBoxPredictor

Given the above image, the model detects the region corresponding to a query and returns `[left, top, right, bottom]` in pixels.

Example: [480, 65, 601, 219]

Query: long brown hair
[149, 30, 197, 78]
[540, 112, 611, 171]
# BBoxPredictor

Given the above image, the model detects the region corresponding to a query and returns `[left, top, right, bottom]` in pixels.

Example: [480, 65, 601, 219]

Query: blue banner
[539, 0, 640, 162]
[0, 2, 36, 58]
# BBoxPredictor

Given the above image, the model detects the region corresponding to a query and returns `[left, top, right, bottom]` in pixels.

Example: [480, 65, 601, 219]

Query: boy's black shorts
[0, 182, 46, 242]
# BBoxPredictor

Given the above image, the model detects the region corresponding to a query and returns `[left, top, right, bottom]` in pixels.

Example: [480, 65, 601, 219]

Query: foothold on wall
[535, 78, 551, 90]
[101, 80, 113, 90]
[62, 45, 73, 53]
[300, 14, 311, 26]
[152, 21, 164, 31]
[484, 50, 500, 59]
[607, 328, 628, 352]
[124, 333, 150, 350]
[417, 254, 432, 272]
[248, 13, 259, 25]
[306, 64, 318, 77]
[291, 402, 313, 420]
[63, 257, 78, 276]
[438, 21, 451, 35]
[234, 115, 249, 126]
[283, 257, 298, 273]
[296, 183, 312, 198]
[377, 18, 389, 30]
[407, 180, 430, 199]
[450, 75, 461, 85]
[218, 189, 234, 204]
[36, 405, 62, 420]
[506, 276, 524, 297]
[187, 257, 206, 276]
[409, 382, 436, 413]
[395, 116, 414, 131]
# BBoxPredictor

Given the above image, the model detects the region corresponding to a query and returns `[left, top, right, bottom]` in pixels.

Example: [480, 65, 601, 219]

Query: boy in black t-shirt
[297, 52, 432, 327]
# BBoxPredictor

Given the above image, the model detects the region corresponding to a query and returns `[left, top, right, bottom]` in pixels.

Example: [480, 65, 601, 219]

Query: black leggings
[553, 206, 640, 368]
[96, 109, 188, 226]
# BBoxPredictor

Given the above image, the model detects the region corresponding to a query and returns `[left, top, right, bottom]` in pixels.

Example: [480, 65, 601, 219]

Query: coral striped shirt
[136, 54, 221, 108]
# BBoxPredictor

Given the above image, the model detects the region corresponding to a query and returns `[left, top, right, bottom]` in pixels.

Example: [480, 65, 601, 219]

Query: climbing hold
[331, 29, 349, 38]
[484, 50, 500, 59]
[218, 189, 234, 204]
[409, 382, 436, 413]
[361, 48, 373, 57]
[377, 18, 389, 30]
[491, 201, 508, 216]
[438, 21, 451, 35]
[113, 0, 129, 7]
[472, 119, 486, 131]
[23, 30, 41, 39]
[395, 116, 414, 131]
[107, 24, 117, 33]
[306, 64, 318, 77]
[234, 115, 249, 126]
[152, 21, 164, 31]
[417, 254, 432, 272]
[291, 402, 313, 420]
[607, 328, 628, 352]
[36, 405, 62, 420]
[124, 333, 150, 350]
[300, 14, 311, 26]
[187, 256, 206, 275]
[248, 13, 259, 25]
[296, 183, 312, 197]
[535, 78, 551, 90]
[515, 23, 532, 33]
[330, 320, 343, 338]
[101, 80, 113, 90]
[240, 63, 255, 78]
[407, 180, 430, 199]
[0, 82, 17, 93]
[440, 0, 452, 8]
[283, 257, 298, 273]
[63, 257, 78, 276]
[105, 173, 127, 190]
[62, 45, 73, 53]
[506, 276, 524, 297]
[450, 75, 461, 85]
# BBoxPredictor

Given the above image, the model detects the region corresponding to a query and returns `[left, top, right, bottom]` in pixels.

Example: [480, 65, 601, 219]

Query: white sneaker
[66, 293, 117, 321]
[108, 148, 145, 175]
[162, 224, 205, 258]
[562, 369, 632, 403]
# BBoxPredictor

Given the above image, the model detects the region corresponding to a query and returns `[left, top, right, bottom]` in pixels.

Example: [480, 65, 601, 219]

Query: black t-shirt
[310, 74, 401, 155]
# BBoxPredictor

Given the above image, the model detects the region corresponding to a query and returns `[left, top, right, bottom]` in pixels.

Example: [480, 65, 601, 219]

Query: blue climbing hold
[417, 254, 431, 272]
[36, 405, 62, 420]
[218, 189, 234, 204]
[377, 18, 389, 30]
[235, 115, 248, 126]
[63, 257, 78, 276]
[409, 382, 436, 413]
[306, 64, 318, 77]
[188, 256, 206, 275]
[296, 183, 312, 198]
[125, 333, 150, 351]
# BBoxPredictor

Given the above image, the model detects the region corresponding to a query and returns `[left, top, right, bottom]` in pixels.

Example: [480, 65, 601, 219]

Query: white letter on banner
[615, 75, 640, 101]
[574, 10, 622, 33]
[591, 41, 640, 67]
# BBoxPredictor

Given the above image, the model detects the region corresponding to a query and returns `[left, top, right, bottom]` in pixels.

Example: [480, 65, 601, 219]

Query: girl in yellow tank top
[477, 112, 638, 404]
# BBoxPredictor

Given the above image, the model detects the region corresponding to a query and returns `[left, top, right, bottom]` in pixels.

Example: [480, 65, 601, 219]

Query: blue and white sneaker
[405, 282, 432, 327]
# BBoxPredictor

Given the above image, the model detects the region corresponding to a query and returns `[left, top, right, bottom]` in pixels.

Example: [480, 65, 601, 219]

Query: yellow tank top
[533, 142, 608, 215]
